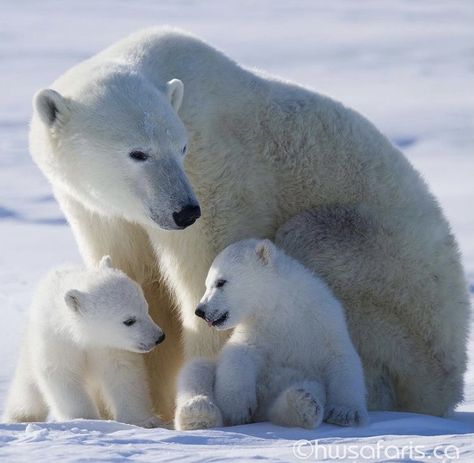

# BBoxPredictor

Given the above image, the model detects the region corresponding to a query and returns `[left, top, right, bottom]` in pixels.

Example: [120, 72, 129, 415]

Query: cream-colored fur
[29, 28, 469, 420]
[3, 257, 163, 427]
[177, 239, 368, 430]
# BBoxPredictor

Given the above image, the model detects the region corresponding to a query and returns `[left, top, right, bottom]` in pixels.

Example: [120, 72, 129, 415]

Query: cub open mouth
[211, 312, 229, 327]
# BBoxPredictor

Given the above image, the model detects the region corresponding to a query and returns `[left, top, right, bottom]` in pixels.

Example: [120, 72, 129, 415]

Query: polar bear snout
[155, 332, 166, 345]
[195, 304, 229, 329]
[195, 305, 206, 319]
[132, 314, 167, 353]
[140, 156, 200, 230]
[173, 204, 201, 228]
[137, 329, 166, 352]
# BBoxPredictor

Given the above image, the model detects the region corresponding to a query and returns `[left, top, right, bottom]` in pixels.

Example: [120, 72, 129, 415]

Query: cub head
[195, 239, 277, 330]
[30, 68, 200, 230]
[65, 256, 165, 352]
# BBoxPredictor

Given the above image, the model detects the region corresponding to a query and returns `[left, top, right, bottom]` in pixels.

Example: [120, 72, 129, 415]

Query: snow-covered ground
[0, 1, 473, 461]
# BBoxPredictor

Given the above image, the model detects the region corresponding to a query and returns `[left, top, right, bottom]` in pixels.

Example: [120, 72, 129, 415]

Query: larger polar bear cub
[177, 239, 368, 430]
[29, 27, 469, 419]
[3, 256, 164, 427]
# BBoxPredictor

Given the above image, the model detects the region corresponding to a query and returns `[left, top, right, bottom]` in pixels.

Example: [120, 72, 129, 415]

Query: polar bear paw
[324, 404, 368, 427]
[287, 387, 324, 429]
[130, 415, 163, 428]
[217, 389, 257, 426]
[175, 395, 223, 430]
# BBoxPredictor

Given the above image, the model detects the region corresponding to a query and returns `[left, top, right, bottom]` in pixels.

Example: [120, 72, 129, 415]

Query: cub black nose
[195, 305, 206, 319]
[156, 332, 166, 345]
[173, 204, 201, 228]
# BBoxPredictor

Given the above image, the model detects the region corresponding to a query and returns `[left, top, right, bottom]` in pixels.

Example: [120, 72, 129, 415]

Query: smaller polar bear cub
[176, 239, 368, 430]
[3, 256, 164, 427]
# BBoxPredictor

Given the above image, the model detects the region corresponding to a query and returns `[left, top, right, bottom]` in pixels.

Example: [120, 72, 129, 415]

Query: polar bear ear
[99, 255, 113, 270]
[255, 239, 275, 266]
[166, 79, 184, 112]
[33, 88, 70, 128]
[64, 289, 85, 313]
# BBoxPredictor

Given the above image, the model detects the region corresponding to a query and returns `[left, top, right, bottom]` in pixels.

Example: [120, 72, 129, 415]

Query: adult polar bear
[29, 28, 469, 421]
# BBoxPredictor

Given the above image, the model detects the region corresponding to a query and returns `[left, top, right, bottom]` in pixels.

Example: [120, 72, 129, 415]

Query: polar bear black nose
[173, 204, 201, 228]
[195, 305, 206, 319]
[156, 333, 166, 345]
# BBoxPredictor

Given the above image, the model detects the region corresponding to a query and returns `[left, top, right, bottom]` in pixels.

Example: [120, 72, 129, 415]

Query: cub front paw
[132, 415, 163, 428]
[175, 395, 223, 430]
[216, 389, 257, 426]
[287, 388, 324, 429]
[324, 404, 368, 427]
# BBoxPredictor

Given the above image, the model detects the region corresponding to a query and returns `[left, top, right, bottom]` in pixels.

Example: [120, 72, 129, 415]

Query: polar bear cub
[176, 239, 368, 429]
[3, 256, 165, 427]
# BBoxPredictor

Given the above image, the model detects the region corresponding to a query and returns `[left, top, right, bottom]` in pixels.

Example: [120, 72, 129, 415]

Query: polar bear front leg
[215, 343, 261, 426]
[268, 380, 326, 429]
[92, 350, 161, 428]
[37, 370, 99, 421]
[175, 357, 223, 430]
[324, 353, 368, 427]
[3, 347, 48, 423]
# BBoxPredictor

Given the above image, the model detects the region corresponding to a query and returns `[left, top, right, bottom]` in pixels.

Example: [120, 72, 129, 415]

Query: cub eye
[182, 145, 187, 155]
[129, 151, 149, 162]
[215, 279, 227, 288]
[123, 317, 136, 326]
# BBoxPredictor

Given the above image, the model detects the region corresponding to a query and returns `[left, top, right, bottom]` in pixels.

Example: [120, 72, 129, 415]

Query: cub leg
[3, 347, 48, 422]
[268, 380, 326, 429]
[175, 357, 223, 430]
[215, 343, 261, 426]
[323, 352, 369, 426]
[37, 370, 99, 421]
[91, 350, 161, 428]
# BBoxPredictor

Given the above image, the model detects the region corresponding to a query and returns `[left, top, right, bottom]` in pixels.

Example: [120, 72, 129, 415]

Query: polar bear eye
[215, 279, 227, 288]
[182, 145, 187, 155]
[129, 150, 149, 162]
[123, 317, 137, 326]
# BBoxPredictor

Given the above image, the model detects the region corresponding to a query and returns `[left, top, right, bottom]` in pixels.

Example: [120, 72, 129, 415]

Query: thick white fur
[29, 28, 470, 420]
[3, 257, 163, 427]
[175, 358, 223, 430]
[176, 239, 368, 429]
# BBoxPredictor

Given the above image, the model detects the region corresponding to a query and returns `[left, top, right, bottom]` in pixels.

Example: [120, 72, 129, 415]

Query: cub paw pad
[175, 395, 223, 430]
[287, 389, 323, 429]
[325, 405, 368, 427]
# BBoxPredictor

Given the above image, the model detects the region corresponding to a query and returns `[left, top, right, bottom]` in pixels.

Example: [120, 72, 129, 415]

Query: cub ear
[255, 239, 275, 266]
[64, 289, 85, 313]
[99, 255, 113, 270]
[33, 88, 70, 128]
[166, 79, 184, 112]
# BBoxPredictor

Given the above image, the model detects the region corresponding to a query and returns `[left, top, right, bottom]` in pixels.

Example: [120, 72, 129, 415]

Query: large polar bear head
[29, 68, 200, 230]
